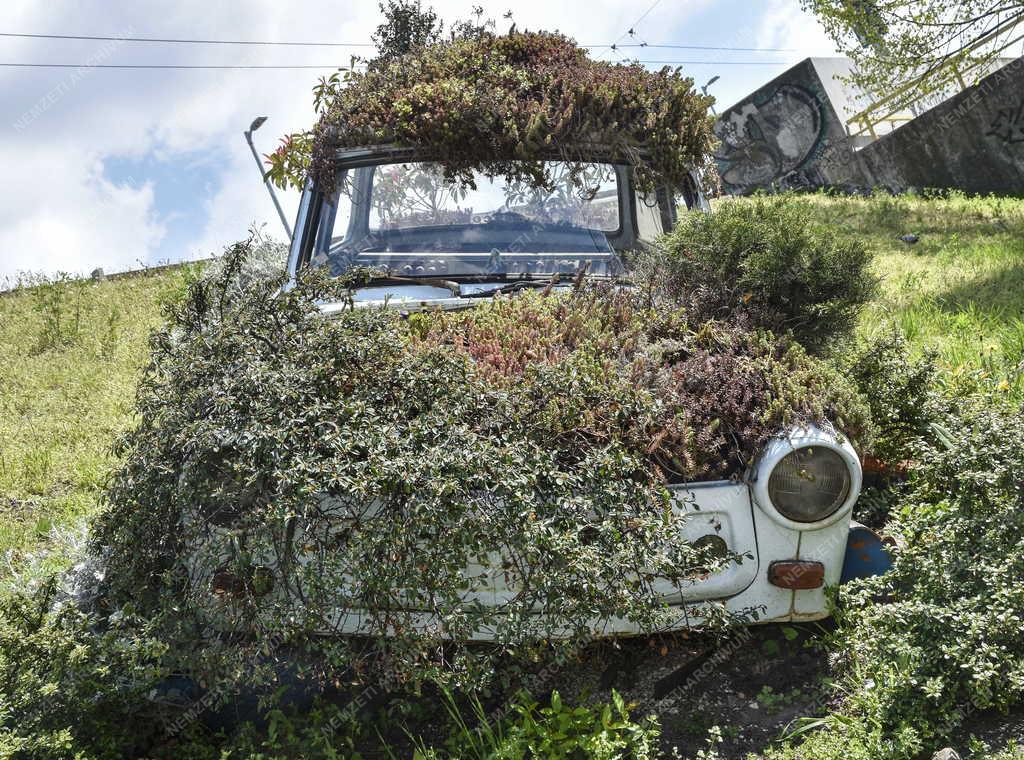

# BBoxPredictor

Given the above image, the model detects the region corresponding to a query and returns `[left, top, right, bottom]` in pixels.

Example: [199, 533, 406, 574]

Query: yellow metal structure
[847, 13, 1024, 139]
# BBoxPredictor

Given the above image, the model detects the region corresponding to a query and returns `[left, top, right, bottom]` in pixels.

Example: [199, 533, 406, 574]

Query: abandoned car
[251, 144, 883, 638]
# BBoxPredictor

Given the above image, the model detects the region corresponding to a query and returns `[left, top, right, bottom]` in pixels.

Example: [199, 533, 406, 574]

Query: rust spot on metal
[768, 560, 825, 590]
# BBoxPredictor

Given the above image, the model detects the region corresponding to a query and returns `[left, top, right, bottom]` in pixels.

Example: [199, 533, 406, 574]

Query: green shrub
[417, 289, 868, 481]
[414, 689, 660, 760]
[86, 239, 866, 697]
[638, 194, 877, 351]
[0, 582, 168, 760]
[169, 699, 368, 760]
[772, 385, 1024, 760]
[978, 740, 1024, 760]
[841, 330, 941, 466]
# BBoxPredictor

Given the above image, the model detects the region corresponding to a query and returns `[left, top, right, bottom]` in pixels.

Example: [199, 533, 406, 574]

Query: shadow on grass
[929, 260, 1024, 322]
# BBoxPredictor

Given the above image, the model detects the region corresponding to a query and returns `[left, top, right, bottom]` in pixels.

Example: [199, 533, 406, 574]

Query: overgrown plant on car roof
[87, 237, 867, 696]
[266, 29, 716, 196]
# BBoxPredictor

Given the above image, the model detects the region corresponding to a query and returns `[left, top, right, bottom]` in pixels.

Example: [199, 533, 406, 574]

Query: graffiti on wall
[986, 101, 1024, 144]
[714, 84, 827, 193]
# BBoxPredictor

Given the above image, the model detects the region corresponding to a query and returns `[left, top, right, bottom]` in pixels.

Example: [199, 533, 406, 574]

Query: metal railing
[846, 12, 1024, 139]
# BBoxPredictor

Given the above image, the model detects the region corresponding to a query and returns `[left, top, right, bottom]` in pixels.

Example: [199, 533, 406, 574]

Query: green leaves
[803, 0, 1011, 117]
[786, 384, 1024, 759]
[417, 689, 660, 759]
[0, 582, 169, 759]
[271, 30, 715, 197]
[639, 193, 878, 353]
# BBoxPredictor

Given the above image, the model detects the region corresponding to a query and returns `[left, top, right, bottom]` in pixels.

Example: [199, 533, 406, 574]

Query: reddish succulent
[269, 32, 716, 196]
[416, 289, 869, 483]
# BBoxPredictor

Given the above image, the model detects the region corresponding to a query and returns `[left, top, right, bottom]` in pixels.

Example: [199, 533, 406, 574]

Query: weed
[755, 685, 802, 715]
[412, 689, 661, 759]
[29, 273, 88, 352]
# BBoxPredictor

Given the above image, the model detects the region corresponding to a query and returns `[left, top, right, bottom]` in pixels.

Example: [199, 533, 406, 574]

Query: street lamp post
[244, 116, 292, 239]
[701, 75, 721, 116]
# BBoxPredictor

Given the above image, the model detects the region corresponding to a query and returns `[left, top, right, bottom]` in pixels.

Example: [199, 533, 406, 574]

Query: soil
[538, 622, 836, 759]
[330, 622, 836, 758]
[197, 617, 1024, 759]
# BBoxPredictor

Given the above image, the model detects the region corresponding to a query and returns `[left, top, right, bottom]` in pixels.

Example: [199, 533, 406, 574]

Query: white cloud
[0, 146, 165, 275]
[0, 0, 816, 278]
[756, 0, 840, 58]
[188, 140, 300, 260]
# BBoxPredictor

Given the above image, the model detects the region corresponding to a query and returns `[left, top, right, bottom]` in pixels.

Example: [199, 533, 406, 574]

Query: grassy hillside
[1, 192, 1022, 570]
[0, 269, 195, 572]
[803, 191, 1024, 393]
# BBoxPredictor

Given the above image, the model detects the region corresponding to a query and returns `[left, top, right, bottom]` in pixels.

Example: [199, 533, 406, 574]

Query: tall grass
[801, 190, 1024, 396]
[0, 268, 197, 572]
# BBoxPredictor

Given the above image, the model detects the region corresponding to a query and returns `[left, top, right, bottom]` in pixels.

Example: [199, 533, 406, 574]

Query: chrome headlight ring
[750, 425, 862, 531]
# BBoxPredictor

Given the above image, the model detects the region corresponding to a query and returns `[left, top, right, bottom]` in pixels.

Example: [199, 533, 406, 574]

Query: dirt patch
[541, 623, 835, 758]
[956, 703, 1024, 757]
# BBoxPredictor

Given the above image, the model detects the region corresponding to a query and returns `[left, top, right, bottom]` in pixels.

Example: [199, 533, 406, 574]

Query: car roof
[330, 143, 653, 169]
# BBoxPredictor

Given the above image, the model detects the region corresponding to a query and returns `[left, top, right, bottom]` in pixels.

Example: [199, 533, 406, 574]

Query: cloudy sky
[0, 0, 839, 280]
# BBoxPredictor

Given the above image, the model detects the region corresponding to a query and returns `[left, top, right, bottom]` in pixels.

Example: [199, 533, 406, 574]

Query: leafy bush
[841, 330, 941, 466]
[637, 194, 877, 351]
[267, 31, 715, 196]
[168, 698, 369, 760]
[86, 240, 866, 697]
[0, 582, 168, 759]
[773, 384, 1024, 760]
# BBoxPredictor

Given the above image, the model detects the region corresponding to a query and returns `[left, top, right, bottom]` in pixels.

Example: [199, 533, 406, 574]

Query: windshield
[310, 161, 626, 278]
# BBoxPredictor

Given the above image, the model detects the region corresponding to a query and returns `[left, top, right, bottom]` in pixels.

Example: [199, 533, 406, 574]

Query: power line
[0, 30, 798, 53]
[621, 0, 664, 41]
[0, 59, 789, 70]
[635, 60, 791, 65]
[0, 62, 359, 69]
[0, 32, 374, 47]
[616, 43, 796, 52]
[584, 0, 668, 60]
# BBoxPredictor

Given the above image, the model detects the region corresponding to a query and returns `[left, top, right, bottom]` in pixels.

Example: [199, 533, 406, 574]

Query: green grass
[0, 269, 194, 573]
[1, 192, 1023, 572]
[802, 191, 1024, 394]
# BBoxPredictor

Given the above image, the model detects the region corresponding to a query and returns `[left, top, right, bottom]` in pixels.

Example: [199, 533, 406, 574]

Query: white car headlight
[767, 446, 850, 522]
[751, 425, 861, 529]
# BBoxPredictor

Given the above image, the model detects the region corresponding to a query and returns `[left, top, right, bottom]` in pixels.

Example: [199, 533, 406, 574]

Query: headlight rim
[749, 424, 861, 531]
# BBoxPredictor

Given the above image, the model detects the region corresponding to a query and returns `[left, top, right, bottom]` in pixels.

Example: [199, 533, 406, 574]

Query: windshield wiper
[360, 268, 627, 299]
[364, 274, 464, 297]
[461, 279, 548, 298]
[463, 268, 583, 298]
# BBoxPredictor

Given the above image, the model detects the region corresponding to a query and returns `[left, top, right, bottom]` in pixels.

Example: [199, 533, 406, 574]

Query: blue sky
[0, 0, 840, 280]
[102, 150, 224, 264]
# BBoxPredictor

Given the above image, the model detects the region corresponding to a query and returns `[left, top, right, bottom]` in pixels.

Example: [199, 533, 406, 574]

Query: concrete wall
[856, 57, 1024, 194]
[716, 55, 1024, 196]
[713, 58, 864, 194]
